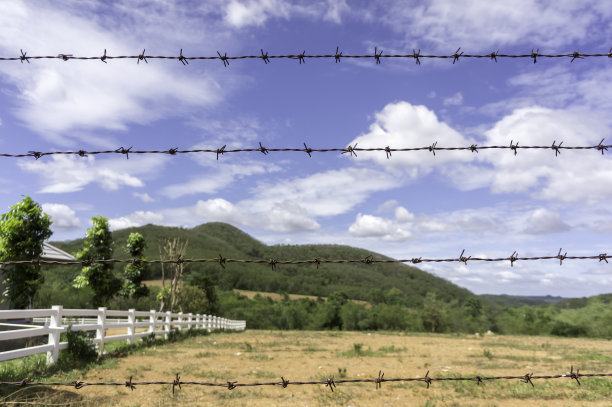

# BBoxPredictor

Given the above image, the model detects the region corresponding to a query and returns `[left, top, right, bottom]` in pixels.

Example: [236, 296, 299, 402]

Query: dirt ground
[15, 330, 612, 406]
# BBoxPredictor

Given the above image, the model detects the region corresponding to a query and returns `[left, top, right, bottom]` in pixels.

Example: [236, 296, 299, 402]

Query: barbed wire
[1, 140, 610, 160]
[0, 367, 608, 393]
[2, 48, 612, 66]
[1, 249, 609, 269]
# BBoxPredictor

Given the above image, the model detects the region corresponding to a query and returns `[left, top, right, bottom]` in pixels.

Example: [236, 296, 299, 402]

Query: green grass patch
[339, 343, 381, 357]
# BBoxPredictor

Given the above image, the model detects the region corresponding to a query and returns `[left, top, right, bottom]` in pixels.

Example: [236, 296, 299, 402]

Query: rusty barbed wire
[2, 48, 612, 65]
[0, 249, 609, 268]
[1, 140, 610, 160]
[0, 367, 608, 393]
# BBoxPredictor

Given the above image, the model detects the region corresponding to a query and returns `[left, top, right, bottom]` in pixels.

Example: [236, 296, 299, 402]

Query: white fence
[0, 306, 246, 365]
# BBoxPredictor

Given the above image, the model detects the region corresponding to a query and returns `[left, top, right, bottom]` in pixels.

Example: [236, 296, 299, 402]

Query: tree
[422, 292, 447, 333]
[0, 196, 52, 308]
[120, 232, 149, 299]
[73, 216, 120, 306]
[188, 271, 219, 314]
[157, 237, 188, 312]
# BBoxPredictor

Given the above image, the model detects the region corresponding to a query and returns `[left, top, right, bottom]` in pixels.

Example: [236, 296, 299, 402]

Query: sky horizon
[1, 0, 611, 297]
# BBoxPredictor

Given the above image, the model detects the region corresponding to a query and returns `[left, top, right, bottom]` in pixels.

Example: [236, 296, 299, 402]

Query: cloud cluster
[109, 210, 164, 230]
[18, 155, 166, 193]
[42, 202, 81, 231]
[383, 0, 612, 51]
[0, 1, 230, 144]
[349, 201, 572, 242]
[349, 100, 612, 205]
[223, 0, 350, 28]
[350, 102, 474, 175]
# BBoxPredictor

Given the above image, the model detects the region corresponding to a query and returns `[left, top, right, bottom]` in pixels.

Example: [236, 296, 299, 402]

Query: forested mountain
[51, 222, 473, 307]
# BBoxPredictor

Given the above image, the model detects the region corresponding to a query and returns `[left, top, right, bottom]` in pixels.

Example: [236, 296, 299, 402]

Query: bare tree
[157, 238, 188, 313]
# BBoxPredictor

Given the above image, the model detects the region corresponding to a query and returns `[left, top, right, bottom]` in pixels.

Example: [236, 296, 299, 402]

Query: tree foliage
[0, 196, 52, 308]
[74, 216, 120, 306]
[120, 232, 149, 299]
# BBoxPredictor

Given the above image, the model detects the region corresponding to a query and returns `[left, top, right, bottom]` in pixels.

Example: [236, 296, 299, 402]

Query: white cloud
[42, 203, 81, 231]
[0, 1, 229, 143]
[223, 0, 348, 28]
[348, 101, 474, 174]
[225, 0, 291, 27]
[349, 213, 412, 241]
[467, 106, 612, 203]
[384, 0, 612, 51]
[266, 201, 321, 232]
[348, 202, 578, 242]
[18, 155, 166, 193]
[522, 208, 570, 234]
[245, 167, 400, 217]
[394, 206, 414, 223]
[133, 192, 154, 203]
[443, 92, 463, 106]
[162, 161, 280, 198]
[108, 211, 164, 230]
[159, 198, 320, 233]
[324, 0, 349, 23]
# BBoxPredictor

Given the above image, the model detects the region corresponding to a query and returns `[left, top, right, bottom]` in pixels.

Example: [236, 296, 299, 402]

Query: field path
[26, 330, 612, 406]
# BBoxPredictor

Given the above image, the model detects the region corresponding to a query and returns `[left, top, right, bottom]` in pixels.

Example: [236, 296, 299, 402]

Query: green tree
[120, 232, 149, 298]
[464, 297, 483, 317]
[422, 292, 447, 333]
[73, 216, 120, 306]
[0, 196, 52, 308]
[187, 271, 219, 314]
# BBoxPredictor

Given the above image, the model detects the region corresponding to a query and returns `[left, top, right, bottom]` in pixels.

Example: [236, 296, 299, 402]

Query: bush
[62, 326, 97, 365]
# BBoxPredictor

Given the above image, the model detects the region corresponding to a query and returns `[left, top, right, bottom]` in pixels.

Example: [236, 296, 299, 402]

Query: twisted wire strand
[1, 249, 609, 268]
[0, 367, 605, 392]
[3, 48, 612, 65]
[1, 140, 610, 159]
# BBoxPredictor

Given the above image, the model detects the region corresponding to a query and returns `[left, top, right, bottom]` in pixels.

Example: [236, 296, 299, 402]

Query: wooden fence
[0, 306, 246, 365]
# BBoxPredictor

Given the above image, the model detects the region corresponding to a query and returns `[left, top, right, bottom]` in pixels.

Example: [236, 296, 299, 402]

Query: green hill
[51, 222, 473, 307]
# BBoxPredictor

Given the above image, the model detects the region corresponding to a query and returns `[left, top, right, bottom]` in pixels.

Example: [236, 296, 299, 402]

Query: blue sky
[1, 0, 611, 297]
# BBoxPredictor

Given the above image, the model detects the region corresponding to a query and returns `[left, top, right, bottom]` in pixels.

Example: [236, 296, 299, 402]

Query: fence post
[149, 310, 157, 336]
[195, 314, 200, 331]
[187, 313, 193, 331]
[127, 309, 136, 345]
[46, 305, 63, 365]
[96, 307, 107, 356]
[165, 311, 171, 340]
[206, 315, 211, 332]
[177, 312, 183, 332]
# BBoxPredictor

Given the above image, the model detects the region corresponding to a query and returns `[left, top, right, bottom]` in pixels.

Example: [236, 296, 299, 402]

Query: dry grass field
[6, 330, 612, 406]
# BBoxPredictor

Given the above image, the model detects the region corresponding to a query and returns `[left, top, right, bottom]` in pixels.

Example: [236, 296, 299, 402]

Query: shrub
[63, 326, 97, 365]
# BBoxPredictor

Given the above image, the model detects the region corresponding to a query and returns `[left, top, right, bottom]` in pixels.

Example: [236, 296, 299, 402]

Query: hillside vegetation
[42, 222, 612, 338]
[51, 222, 472, 307]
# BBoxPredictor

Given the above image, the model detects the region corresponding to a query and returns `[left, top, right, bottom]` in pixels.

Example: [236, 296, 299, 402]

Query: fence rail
[0, 306, 245, 365]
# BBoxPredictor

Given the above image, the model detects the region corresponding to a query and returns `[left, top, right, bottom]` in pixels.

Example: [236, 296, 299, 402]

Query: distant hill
[51, 222, 474, 307]
[479, 294, 567, 307]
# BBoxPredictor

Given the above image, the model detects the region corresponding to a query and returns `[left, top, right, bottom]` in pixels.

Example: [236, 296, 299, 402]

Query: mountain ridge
[50, 222, 474, 307]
